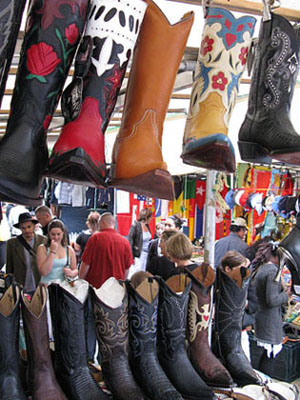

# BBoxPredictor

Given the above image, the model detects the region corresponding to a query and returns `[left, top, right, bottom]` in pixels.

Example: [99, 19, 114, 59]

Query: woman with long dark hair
[37, 219, 77, 284]
[251, 241, 289, 375]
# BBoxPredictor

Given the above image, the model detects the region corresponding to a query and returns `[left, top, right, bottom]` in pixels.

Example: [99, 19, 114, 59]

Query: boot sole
[181, 136, 235, 173]
[0, 179, 42, 206]
[46, 148, 107, 188]
[108, 169, 175, 200]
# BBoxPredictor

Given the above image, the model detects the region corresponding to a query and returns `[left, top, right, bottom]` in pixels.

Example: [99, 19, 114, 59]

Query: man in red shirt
[80, 212, 133, 287]
[79, 212, 133, 362]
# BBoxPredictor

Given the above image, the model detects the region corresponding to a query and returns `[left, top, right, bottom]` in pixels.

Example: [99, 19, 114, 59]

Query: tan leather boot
[109, 0, 194, 200]
[181, 7, 256, 173]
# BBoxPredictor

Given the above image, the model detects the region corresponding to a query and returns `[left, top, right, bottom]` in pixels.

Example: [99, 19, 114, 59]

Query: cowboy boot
[47, 0, 147, 187]
[0, 0, 89, 206]
[238, 14, 300, 164]
[108, 0, 194, 200]
[279, 213, 300, 292]
[0, 0, 27, 107]
[126, 277, 183, 400]
[48, 280, 109, 400]
[21, 284, 67, 400]
[213, 268, 259, 386]
[156, 274, 214, 400]
[0, 280, 27, 400]
[181, 7, 256, 173]
[185, 264, 234, 388]
[91, 277, 145, 400]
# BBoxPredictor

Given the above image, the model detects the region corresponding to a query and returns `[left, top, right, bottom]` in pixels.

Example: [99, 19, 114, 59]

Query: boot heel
[238, 141, 272, 164]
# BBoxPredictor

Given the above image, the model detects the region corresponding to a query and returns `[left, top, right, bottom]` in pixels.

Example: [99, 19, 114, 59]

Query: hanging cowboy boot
[238, 14, 300, 165]
[126, 277, 183, 400]
[0, 0, 27, 107]
[279, 213, 300, 292]
[185, 264, 234, 388]
[213, 268, 259, 387]
[47, 0, 147, 187]
[21, 284, 67, 400]
[156, 274, 214, 400]
[108, 0, 194, 200]
[181, 7, 256, 173]
[48, 280, 109, 400]
[0, 278, 27, 400]
[91, 277, 145, 400]
[0, 0, 89, 206]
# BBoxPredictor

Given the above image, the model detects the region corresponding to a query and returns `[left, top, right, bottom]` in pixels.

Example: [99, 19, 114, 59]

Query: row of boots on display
[0, 0, 299, 207]
[0, 263, 259, 400]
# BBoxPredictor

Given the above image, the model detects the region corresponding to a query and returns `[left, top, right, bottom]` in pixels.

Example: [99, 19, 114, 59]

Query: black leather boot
[279, 213, 300, 291]
[126, 278, 183, 400]
[21, 284, 67, 400]
[48, 280, 109, 400]
[156, 274, 214, 400]
[0, 0, 89, 206]
[0, 0, 26, 107]
[185, 265, 234, 388]
[213, 268, 259, 386]
[238, 13, 300, 165]
[0, 280, 26, 400]
[91, 279, 145, 400]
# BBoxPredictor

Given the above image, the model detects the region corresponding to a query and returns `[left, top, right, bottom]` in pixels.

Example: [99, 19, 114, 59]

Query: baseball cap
[231, 217, 248, 230]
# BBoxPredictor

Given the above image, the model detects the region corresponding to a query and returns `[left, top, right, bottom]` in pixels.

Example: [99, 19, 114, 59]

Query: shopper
[146, 229, 178, 280]
[35, 205, 57, 236]
[36, 219, 77, 285]
[165, 232, 198, 273]
[6, 212, 46, 294]
[146, 221, 164, 267]
[214, 217, 249, 268]
[74, 211, 100, 265]
[127, 208, 152, 275]
[251, 241, 289, 375]
[164, 214, 184, 231]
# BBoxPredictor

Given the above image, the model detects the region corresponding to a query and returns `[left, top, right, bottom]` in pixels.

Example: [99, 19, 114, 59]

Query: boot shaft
[157, 275, 191, 359]
[184, 7, 256, 141]
[0, 0, 27, 107]
[117, 0, 194, 141]
[91, 282, 129, 362]
[246, 14, 300, 121]
[48, 281, 89, 373]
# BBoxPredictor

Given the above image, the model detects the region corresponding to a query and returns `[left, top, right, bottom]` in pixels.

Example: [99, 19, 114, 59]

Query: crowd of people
[0, 203, 292, 376]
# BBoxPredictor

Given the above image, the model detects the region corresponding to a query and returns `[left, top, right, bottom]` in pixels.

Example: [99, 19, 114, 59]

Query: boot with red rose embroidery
[0, 0, 89, 206]
[181, 7, 256, 173]
[46, 0, 147, 187]
[0, 0, 27, 107]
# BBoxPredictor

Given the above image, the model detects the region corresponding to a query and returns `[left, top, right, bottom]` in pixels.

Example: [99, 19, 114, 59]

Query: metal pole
[204, 169, 217, 267]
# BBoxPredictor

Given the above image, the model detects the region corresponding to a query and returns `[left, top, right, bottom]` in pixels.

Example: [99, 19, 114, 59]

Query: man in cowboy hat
[6, 212, 46, 293]
[214, 217, 249, 269]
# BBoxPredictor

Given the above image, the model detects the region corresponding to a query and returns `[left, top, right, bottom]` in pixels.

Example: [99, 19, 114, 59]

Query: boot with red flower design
[46, 0, 147, 187]
[0, 0, 89, 206]
[181, 7, 256, 173]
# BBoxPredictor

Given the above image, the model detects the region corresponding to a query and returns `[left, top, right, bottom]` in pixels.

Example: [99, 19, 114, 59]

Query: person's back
[214, 218, 249, 268]
[80, 213, 133, 288]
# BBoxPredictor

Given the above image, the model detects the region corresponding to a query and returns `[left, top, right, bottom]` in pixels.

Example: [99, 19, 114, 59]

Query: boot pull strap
[148, 277, 154, 302]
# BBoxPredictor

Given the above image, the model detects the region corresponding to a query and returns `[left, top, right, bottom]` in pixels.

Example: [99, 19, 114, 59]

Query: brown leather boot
[185, 264, 234, 388]
[108, 0, 194, 200]
[21, 284, 67, 400]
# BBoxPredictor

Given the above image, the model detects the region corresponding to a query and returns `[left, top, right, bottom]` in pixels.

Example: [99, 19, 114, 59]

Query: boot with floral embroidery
[47, 0, 147, 188]
[0, 0, 89, 206]
[181, 7, 256, 173]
